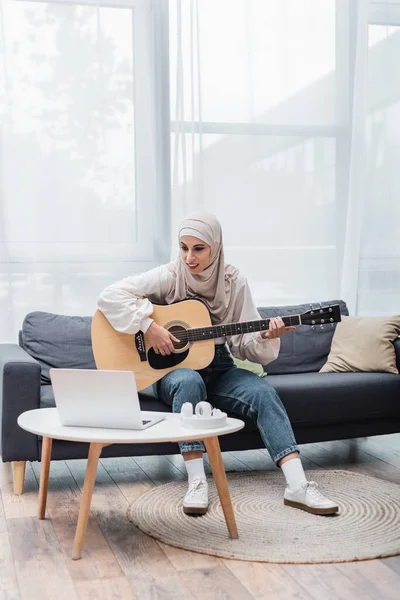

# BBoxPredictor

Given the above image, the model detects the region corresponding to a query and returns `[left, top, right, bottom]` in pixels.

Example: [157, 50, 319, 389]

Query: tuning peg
[311, 325, 315, 330]
[320, 324, 325, 330]
[309, 303, 314, 315]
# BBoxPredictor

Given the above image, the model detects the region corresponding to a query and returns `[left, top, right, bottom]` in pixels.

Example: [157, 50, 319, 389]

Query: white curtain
[170, 0, 400, 316]
[358, 2, 400, 315]
[0, 0, 161, 342]
[1, 0, 399, 343]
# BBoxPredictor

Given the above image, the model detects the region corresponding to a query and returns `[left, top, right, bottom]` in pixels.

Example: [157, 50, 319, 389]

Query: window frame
[369, 0, 400, 25]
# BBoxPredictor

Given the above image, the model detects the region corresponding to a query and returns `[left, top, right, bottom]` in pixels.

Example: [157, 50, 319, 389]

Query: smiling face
[180, 235, 212, 274]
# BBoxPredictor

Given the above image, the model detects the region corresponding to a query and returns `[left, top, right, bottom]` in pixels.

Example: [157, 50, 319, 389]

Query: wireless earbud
[181, 402, 194, 417]
[195, 401, 212, 418]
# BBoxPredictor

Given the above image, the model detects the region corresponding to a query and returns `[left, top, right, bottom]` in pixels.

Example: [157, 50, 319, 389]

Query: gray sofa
[1, 299, 400, 494]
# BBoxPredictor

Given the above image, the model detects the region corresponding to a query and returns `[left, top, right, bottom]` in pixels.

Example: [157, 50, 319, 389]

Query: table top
[17, 408, 245, 444]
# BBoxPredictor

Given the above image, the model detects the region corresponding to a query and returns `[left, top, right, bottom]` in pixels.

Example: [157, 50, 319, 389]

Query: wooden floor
[1, 435, 400, 600]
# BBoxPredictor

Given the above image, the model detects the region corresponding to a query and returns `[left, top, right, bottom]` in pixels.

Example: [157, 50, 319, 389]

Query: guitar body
[92, 298, 341, 392]
[91, 299, 215, 391]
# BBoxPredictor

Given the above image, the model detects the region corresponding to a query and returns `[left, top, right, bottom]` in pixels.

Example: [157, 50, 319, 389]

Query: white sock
[184, 457, 206, 485]
[280, 458, 307, 491]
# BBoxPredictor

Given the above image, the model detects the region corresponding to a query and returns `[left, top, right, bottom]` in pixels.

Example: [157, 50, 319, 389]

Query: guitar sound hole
[168, 325, 189, 350]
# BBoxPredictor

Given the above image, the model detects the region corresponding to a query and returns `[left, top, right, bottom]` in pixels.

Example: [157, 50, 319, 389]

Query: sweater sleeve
[227, 275, 280, 365]
[97, 265, 176, 334]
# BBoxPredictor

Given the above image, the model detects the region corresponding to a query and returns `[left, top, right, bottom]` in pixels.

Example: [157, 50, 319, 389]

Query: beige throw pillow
[320, 315, 400, 374]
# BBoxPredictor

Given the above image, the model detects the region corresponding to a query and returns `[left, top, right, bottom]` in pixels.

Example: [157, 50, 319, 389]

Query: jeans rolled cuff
[274, 445, 299, 463]
[180, 441, 206, 454]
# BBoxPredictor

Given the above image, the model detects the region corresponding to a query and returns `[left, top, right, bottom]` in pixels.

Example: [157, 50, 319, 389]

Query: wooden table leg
[38, 437, 53, 519]
[72, 442, 103, 560]
[204, 436, 238, 539]
[13, 461, 26, 495]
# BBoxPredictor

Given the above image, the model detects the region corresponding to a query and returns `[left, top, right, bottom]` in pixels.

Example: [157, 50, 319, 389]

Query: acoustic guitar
[91, 300, 341, 391]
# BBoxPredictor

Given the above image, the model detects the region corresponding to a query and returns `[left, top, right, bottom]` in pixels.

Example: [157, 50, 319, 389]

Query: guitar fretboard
[183, 315, 301, 342]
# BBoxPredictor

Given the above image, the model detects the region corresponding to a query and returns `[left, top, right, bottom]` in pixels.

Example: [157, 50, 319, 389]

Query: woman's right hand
[146, 322, 180, 355]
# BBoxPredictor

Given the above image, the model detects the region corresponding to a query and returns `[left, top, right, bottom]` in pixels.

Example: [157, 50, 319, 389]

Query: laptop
[49, 368, 165, 430]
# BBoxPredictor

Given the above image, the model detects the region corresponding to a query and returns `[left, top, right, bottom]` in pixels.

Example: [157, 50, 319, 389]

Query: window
[3, 0, 164, 264]
[0, 0, 169, 339]
[169, 0, 346, 304]
[357, 4, 400, 315]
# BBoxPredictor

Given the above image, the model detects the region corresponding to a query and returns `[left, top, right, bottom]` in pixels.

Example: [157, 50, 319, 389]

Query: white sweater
[97, 264, 280, 366]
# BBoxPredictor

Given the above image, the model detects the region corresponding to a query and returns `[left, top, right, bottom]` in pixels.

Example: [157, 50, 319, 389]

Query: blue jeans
[156, 344, 298, 463]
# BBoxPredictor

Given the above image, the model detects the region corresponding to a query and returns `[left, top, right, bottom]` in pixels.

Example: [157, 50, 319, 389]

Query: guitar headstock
[301, 303, 341, 328]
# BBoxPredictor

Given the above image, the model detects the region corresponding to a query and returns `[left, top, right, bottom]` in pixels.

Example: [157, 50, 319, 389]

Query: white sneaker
[284, 480, 339, 515]
[183, 477, 209, 515]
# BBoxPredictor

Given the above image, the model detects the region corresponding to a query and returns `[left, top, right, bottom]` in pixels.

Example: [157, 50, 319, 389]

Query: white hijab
[165, 212, 239, 324]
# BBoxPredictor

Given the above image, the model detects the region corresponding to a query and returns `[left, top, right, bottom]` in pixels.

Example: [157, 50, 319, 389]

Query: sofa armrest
[395, 337, 400, 373]
[0, 344, 41, 462]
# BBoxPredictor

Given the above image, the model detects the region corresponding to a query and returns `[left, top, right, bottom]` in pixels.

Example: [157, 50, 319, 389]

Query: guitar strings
[170, 321, 273, 343]
[169, 311, 334, 343]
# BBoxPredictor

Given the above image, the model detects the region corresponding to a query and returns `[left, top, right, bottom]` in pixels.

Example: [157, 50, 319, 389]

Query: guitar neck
[188, 314, 301, 342]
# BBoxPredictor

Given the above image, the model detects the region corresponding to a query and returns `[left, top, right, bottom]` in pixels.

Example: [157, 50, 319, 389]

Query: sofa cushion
[40, 383, 169, 412]
[258, 300, 348, 374]
[266, 371, 400, 427]
[21, 312, 95, 384]
[320, 315, 400, 374]
[39, 371, 400, 437]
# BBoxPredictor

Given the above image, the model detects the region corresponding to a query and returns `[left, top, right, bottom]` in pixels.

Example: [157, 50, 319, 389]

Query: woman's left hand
[260, 317, 296, 339]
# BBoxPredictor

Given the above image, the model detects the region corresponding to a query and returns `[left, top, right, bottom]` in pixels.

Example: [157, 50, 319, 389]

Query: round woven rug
[127, 469, 400, 563]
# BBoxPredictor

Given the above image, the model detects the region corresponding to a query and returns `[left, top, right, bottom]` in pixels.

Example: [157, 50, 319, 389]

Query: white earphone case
[180, 401, 228, 429]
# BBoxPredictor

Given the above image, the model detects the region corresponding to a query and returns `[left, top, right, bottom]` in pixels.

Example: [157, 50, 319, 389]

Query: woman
[98, 212, 338, 516]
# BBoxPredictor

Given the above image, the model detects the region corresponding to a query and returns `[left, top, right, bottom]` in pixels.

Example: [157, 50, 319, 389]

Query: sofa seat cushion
[40, 384, 171, 413]
[41, 371, 400, 435]
[267, 371, 400, 427]
[258, 299, 348, 374]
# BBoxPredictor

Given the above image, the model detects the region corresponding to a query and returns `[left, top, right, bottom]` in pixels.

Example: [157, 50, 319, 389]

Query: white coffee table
[18, 408, 245, 560]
